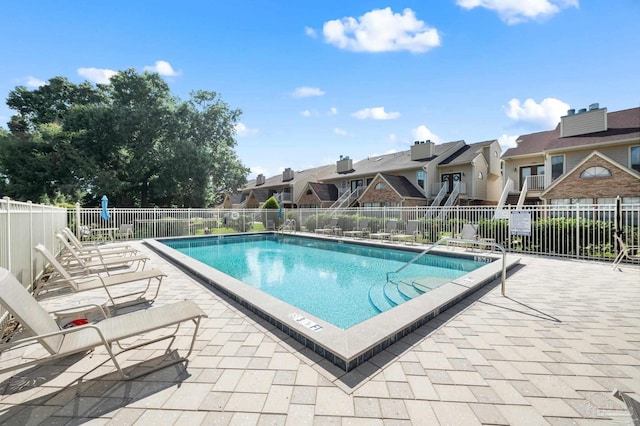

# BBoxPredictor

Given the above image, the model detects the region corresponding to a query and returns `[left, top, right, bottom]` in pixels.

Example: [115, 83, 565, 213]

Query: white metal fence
[71, 203, 640, 261]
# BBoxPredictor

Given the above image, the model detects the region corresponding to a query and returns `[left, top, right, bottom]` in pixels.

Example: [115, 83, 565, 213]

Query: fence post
[2, 196, 10, 270]
[188, 208, 191, 237]
[28, 201, 34, 285]
[575, 203, 580, 258]
[75, 202, 81, 237]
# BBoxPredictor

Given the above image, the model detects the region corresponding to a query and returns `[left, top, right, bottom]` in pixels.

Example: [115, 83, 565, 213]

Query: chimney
[256, 174, 265, 186]
[336, 155, 353, 174]
[560, 104, 607, 137]
[411, 140, 435, 160]
[282, 167, 294, 182]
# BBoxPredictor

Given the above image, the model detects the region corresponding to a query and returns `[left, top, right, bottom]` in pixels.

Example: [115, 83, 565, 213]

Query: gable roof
[227, 192, 246, 204]
[541, 150, 640, 198]
[322, 141, 464, 180]
[308, 182, 338, 202]
[503, 107, 640, 158]
[244, 165, 333, 190]
[379, 173, 425, 198]
[440, 140, 496, 165]
[249, 188, 271, 203]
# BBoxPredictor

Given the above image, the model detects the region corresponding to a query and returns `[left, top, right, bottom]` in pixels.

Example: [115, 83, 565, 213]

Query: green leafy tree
[1, 70, 248, 207]
[262, 196, 280, 210]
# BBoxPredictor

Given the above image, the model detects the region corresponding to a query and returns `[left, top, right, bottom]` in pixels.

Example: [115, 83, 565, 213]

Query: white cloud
[412, 125, 441, 143]
[504, 97, 569, 127]
[300, 110, 312, 117]
[388, 133, 397, 142]
[333, 128, 348, 136]
[351, 106, 400, 120]
[498, 133, 519, 150]
[292, 86, 325, 98]
[305, 26, 317, 38]
[77, 67, 117, 84]
[328, 107, 338, 116]
[25, 76, 46, 88]
[143, 60, 181, 77]
[234, 122, 259, 137]
[322, 7, 441, 53]
[456, 0, 578, 24]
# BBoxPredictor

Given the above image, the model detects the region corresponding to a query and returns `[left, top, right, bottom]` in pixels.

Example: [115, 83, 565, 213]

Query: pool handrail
[386, 237, 508, 296]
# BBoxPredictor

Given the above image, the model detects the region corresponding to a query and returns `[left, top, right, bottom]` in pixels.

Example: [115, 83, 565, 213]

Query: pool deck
[1, 240, 639, 425]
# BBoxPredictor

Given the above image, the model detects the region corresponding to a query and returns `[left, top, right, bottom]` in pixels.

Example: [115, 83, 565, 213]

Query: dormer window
[580, 166, 611, 178]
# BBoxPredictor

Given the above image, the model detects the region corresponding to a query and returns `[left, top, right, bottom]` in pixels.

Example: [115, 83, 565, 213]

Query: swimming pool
[162, 234, 488, 329]
[146, 233, 520, 371]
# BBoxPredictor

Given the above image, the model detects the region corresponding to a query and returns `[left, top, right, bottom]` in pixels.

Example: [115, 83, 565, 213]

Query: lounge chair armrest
[0, 323, 109, 352]
[48, 303, 108, 320]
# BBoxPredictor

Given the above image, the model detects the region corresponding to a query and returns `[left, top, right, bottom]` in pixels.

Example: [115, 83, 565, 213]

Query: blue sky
[2, 1, 639, 179]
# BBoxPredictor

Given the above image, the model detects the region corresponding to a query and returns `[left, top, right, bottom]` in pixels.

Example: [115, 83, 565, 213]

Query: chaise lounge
[0, 267, 207, 380]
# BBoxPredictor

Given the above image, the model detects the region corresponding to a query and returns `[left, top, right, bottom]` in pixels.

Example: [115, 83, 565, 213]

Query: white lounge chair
[55, 233, 148, 275]
[612, 234, 640, 270]
[66, 226, 133, 249]
[390, 220, 420, 244]
[0, 267, 206, 380]
[35, 244, 165, 306]
[61, 227, 138, 257]
[370, 220, 398, 240]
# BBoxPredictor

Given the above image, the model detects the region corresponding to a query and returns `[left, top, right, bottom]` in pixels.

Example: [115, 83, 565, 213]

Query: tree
[0, 70, 248, 207]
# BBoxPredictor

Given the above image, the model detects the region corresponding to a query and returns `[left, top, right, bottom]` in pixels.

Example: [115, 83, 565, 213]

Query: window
[478, 172, 484, 180]
[631, 146, 640, 172]
[305, 189, 312, 195]
[551, 155, 564, 181]
[417, 170, 425, 189]
[580, 166, 611, 178]
[375, 182, 386, 190]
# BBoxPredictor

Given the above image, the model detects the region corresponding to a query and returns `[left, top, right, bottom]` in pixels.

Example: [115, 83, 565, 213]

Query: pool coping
[144, 233, 521, 371]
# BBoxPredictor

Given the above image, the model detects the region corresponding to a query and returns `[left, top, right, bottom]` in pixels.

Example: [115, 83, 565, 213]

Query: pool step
[368, 284, 395, 312]
[383, 282, 407, 306]
[397, 280, 424, 299]
[412, 276, 451, 293]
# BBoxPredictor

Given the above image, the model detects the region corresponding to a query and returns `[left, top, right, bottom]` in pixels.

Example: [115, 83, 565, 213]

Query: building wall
[543, 155, 640, 200]
[503, 155, 545, 188]
[359, 176, 403, 205]
[296, 191, 334, 208]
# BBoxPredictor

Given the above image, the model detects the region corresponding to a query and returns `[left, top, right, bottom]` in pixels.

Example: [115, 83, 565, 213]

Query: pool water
[163, 234, 487, 329]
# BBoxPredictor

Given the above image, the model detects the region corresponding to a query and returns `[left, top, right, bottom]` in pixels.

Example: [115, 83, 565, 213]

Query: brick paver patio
[1, 241, 638, 425]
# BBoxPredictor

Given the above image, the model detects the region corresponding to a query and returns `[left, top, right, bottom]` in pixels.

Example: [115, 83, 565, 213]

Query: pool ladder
[386, 237, 508, 296]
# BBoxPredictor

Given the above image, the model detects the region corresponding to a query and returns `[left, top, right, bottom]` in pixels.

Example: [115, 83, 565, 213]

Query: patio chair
[266, 220, 276, 231]
[315, 218, 340, 235]
[343, 219, 370, 238]
[117, 224, 134, 239]
[0, 267, 206, 380]
[35, 244, 166, 306]
[61, 227, 138, 257]
[390, 220, 420, 244]
[55, 233, 148, 275]
[612, 234, 640, 270]
[63, 227, 135, 252]
[370, 220, 398, 240]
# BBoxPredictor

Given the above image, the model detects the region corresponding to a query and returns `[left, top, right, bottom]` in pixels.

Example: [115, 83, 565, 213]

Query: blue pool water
[163, 234, 488, 329]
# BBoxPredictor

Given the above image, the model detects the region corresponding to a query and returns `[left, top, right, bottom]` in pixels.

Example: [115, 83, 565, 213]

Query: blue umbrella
[101, 195, 111, 221]
[278, 203, 282, 219]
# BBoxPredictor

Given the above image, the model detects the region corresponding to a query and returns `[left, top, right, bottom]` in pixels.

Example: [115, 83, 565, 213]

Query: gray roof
[440, 140, 496, 166]
[308, 182, 338, 202]
[503, 107, 640, 158]
[244, 165, 333, 191]
[227, 192, 246, 204]
[322, 141, 464, 180]
[380, 173, 425, 199]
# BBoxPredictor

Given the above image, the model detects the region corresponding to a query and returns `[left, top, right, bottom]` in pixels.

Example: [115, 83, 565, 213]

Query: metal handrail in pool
[387, 238, 507, 296]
